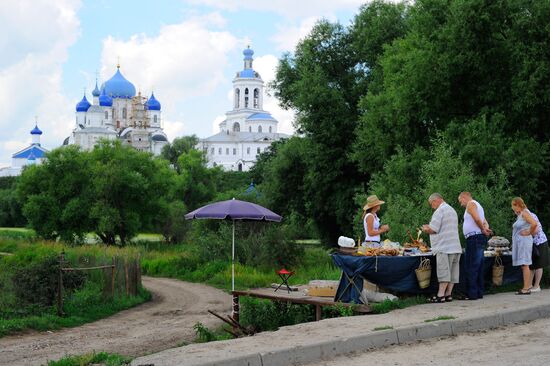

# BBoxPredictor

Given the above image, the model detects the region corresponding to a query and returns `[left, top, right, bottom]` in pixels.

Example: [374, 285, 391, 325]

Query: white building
[64, 64, 168, 155]
[198, 47, 289, 171]
[0, 123, 49, 177]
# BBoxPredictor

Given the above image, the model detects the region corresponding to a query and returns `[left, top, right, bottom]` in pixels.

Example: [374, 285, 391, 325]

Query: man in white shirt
[422, 193, 462, 303]
[459, 191, 491, 300]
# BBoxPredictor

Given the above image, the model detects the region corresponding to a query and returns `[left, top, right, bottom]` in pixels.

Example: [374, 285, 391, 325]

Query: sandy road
[0, 276, 232, 366]
[303, 316, 550, 366]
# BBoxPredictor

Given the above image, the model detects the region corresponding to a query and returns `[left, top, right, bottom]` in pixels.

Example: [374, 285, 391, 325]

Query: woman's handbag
[492, 255, 504, 286]
[415, 257, 432, 289]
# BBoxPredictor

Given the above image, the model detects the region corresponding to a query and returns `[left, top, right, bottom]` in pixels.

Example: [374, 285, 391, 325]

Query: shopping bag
[492, 255, 504, 286]
[415, 257, 431, 289]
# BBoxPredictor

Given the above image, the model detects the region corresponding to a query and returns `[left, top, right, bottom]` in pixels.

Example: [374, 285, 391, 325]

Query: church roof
[238, 69, 258, 78]
[246, 112, 277, 121]
[12, 145, 48, 159]
[146, 92, 161, 111]
[30, 124, 43, 135]
[76, 94, 91, 112]
[201, 131, 289, 143]
[100, 67, 136, 98]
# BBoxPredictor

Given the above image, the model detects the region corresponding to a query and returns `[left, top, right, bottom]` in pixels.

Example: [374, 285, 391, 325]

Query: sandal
[445, 296, 453, 302]
[429, 295, 445, 303]
[516, 289, 531, 295]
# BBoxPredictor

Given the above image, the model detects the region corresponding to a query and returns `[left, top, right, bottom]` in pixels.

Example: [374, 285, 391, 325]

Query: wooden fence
[57, 252, 141, 316]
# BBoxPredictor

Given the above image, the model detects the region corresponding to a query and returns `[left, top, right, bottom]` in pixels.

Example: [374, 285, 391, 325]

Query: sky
[0, 0, 366, 167]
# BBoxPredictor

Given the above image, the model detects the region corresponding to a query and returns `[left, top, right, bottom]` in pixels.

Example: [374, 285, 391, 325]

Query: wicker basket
[492, 255, 504, 286]
[415, 257, 431, 289]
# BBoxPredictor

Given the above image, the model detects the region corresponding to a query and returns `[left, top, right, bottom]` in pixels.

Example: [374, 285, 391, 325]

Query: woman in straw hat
[362, 195, 390, 248]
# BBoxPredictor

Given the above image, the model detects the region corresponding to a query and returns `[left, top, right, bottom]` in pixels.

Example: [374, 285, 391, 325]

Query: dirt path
[0, 276, 232, 366]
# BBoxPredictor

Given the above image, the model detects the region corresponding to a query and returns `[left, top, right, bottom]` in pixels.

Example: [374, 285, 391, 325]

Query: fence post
[111, 257, 116, 298]
[57, 251, 65, 316]
[124, 259, 129, 296]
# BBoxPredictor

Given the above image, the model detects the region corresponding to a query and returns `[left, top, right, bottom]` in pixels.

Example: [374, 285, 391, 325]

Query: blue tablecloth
[332, 253, 522, 303]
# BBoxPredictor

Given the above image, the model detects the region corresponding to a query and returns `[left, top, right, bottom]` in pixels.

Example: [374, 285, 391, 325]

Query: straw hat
[363, 195, 385, 211]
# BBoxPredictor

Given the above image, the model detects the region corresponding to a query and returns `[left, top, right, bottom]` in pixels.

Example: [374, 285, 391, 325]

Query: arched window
[211, 148, 215, 155]
[219, 147, 222, 154]
[233, 122, 240, 132]
[154, 115, 158, 124]
[233, 148, 237, 155]
[122, 107, 127, 119]
[238, 163, 243, 172]
[269, 126, 272, 133]
[256, 147, 261, 154]
[254, 88, 259, 108]
[249, 126, 252, 132]
[235, 89, 240, 108]
[244, 88, 249, 108]
[105, 111, 108, 119]
[247, 147, 250, 154]
[258, 125, 262, 133]
[226, 148, 229, 155]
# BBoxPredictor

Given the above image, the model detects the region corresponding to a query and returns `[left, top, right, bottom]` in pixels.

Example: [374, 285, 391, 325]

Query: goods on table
[403, 229, 431, 254]
[357, 247, 401, 256]
[487, 236, 511, 255]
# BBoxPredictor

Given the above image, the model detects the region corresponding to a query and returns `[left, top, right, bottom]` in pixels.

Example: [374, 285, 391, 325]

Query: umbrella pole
[232, 220, 239, 322]
[232, 220, 235, 292]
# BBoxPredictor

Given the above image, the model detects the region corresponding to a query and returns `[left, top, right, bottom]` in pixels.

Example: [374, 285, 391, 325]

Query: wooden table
[232, 287, 371, 322]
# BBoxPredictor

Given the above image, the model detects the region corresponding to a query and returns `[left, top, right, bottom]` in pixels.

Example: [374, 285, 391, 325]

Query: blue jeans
[465, 234, 487, 299]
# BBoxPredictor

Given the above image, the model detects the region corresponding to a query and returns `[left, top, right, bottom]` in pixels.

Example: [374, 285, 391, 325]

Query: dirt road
[0, 276, 232, 366]
[303, 317, 550, 366]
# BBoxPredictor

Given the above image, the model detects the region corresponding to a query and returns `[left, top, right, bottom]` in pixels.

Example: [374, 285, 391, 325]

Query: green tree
[161, 135, 199, 172]
[88, 140, 175, 245]
[16, 146, 93, 242]
[0, 177, 26, 227]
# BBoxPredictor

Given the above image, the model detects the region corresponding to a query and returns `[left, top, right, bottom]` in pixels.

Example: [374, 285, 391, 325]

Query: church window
[226, 148, 229, 155]
[116, 121, 120, 129]
[235, 89, 240, 108]
[233, 122, 240, 132]
[105, 111, 108, 119]
[244, 88, 249, 108]
[254, 88, 259, 108]
[154, 115, 158, 124]
[269, 126, 272, 133]
[233, 148, 237, 155]
[258, 125, 262, 133]
[122, 107, 127, 119]
[249, 126, 251, 132]
[257, 147, 260, 154]
[219, 147, 222, 154]
[211, 148, 214, 155]
[238, 163, 242, 172]
[247, 147, 250, 154]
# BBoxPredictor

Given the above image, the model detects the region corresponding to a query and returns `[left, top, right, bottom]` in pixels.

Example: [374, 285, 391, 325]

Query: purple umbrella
[185, 198, 282, 291]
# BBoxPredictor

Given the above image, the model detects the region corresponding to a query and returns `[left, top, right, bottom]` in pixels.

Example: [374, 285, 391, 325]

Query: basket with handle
[415, 257, 432, 289]
[492, 255, 504, 286]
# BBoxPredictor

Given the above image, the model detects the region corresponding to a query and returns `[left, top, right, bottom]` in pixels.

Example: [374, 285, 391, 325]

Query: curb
[132, 303, 550, 366]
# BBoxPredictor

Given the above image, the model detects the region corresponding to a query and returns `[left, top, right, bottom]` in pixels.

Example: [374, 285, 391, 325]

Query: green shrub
[47, 351, 131, 366]
[239, 297, 314, 332]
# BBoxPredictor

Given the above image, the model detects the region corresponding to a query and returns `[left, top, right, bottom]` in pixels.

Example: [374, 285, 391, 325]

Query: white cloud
[187, 0, 365, 19]
[0, 0, 81, 167]
[271, 16, 323, 51]
[99, 12, 240, 139]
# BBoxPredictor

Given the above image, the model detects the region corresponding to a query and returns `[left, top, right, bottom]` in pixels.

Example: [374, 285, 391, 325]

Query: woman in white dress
[362, 195, 390, 248]
[511, 197, 538, 295]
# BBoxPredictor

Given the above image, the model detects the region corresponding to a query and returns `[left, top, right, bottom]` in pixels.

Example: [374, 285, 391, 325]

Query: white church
[197, 47, 289, 171]
[63, 64, 168, 154]
[0, 123, 49, 177]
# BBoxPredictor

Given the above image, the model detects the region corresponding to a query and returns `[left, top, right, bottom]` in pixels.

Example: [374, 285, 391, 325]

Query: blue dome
[146, 92, 161, 111]
[239, 69, 256, 78]
[101, 67, 136, 98]
[99, 88, 113, 107]
[92, 81, 100, 97]
[30, 124, 43, 135]
[247, 112, 276, 121]
[76, 94, 91, 112]
[243, 47, 254, 60]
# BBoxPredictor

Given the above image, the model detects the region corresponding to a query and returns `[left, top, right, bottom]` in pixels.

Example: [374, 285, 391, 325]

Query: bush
[12, 254, 86, 312]
[239, 297, 314, 332]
